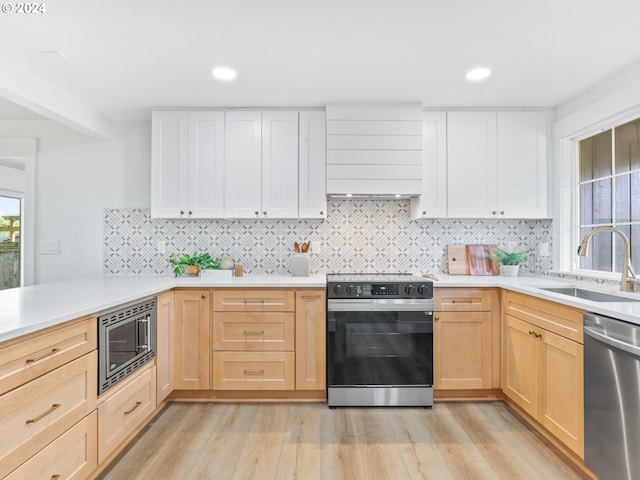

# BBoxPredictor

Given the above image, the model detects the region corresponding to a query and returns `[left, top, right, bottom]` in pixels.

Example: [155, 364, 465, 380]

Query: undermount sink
[540, 287, 638, 303]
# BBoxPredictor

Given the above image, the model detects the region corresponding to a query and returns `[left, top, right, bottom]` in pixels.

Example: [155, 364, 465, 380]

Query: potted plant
[169, 252, 221, 277]
[492, 248, 527, 277]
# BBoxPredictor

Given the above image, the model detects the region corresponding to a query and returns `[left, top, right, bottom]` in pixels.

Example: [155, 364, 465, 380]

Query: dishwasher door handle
[584, 325, 640, 358]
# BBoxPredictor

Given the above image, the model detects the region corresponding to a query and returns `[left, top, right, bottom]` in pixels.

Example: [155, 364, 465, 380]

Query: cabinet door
[174, 290, 210, 390]
[497, 111, 548, 218]
[502, 314, 538, 418]
[295, 290, 326, 390]
[410, 111, 447, 219]
[156, 291, 174, 403]
[262, 111, 299, 218]
[188, 111, 225, 218]
[447, 111, 498, 218]
[151, 111, 188, 218]
[299, 111, 327, 219]
[434, 312, 493, 389]
[224, 111, 262, 218]
[540, 329, 584, 458]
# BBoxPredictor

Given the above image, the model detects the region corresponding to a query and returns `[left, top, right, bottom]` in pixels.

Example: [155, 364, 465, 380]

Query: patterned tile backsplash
[104, 200, 553, 276]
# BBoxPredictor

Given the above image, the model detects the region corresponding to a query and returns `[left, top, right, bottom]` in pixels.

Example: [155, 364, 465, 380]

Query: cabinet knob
[492, 211, 497, 215]
[263, 211, 267, 216]
[201, 294, 206, 299]
[500, 211, 505, 215]
[188, 211, 193, 215]
[435, 316, 440, 321]
[180, 210, 184, 215]
[320, 211, 324, 215]
[423, 210, 427, 215]
[255, 211, 259, 216]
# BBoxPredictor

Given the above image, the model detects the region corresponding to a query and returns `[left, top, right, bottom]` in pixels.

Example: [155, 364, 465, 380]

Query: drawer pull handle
[244, 369, 264, 376]
[26, 403, 61, 424]
[124, 401, 142, 415]
[51, 475, 61, 480]
[26, 348, 60, 364]
[244, 300, 265, 305]
[244, 330, 265, 335]
[451, 300, 472, 304]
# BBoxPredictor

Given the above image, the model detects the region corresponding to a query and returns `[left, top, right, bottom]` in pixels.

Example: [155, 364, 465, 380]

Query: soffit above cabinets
[326, 103, 423, 197]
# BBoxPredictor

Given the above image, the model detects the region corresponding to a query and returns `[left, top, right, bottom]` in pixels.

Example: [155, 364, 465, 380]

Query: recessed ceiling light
[211, 67, 237, 81]
[466, 67, 491, 81]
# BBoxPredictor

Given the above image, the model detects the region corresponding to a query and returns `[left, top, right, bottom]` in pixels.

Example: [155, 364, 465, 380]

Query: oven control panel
[328, 281, 433, 299]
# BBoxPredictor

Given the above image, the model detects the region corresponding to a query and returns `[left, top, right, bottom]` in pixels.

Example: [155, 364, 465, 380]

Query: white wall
[0, 120, 150, 283]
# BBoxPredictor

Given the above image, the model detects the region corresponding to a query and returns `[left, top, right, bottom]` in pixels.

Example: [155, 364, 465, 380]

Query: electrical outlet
[538, 242, 549, 257]
[310, 240, 321, 254]
[157, 241, 166, 254]
[507, 241, 517, 252]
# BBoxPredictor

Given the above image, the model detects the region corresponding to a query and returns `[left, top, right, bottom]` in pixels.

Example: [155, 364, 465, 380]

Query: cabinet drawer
[212, 352, 294, 390]
[212, 312, 295, 351]
[98, 364, 156, 463]
[0, 317, 97, 394]
[0, 351, 97, 479]
[503, 291, 584, 343]
[434, 288, 495, 311]
[4, 411, 97, 480]
[212, 290, 295, 312]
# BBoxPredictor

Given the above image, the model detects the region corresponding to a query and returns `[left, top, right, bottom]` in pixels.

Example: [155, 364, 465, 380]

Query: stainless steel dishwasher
[584, 312, 640, 480]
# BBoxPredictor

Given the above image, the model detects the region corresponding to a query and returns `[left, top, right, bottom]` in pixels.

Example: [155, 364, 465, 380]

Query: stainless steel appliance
[327, 273, 434, 407]
[584, 312, 640, 480]
[98, 296, 157, 395]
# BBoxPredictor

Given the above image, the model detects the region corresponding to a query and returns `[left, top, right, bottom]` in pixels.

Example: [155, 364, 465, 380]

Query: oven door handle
[327, 299, 434, 312]
[137, 315, 150, 352]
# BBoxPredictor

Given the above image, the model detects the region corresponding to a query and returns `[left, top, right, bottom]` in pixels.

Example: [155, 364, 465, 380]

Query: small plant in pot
[492, 248, 527, 277]
[169, 252, 221, 277]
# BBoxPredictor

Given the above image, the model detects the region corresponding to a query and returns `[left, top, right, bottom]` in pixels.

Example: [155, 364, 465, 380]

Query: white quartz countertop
[2, 272, 640, 344]
[0, 274, 325, 343]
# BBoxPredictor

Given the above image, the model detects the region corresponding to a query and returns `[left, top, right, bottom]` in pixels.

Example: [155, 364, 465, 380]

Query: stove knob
[346, 284, 357, 296]
[405, 284, 416, 296]
[333, 284, 344, 296]
[417, 284, 427, 296]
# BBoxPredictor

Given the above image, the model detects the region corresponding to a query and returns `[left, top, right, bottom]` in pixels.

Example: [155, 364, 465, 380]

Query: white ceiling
[1, 0, 640, 125]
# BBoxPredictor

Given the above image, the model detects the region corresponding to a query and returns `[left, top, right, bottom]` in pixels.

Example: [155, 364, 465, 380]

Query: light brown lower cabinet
[0, 351, 97, 479]
[212, 351, 295, 390]
[156, 291, 175, 403]
[503, 291, 584, 459]
[4, 411, 97, 480]
[433, 288, 499, 390]
[295, 290, 326, 390]
[97, 364, 156, 463]
[434, 311, 494, 389]
[174, 290, 210, 390]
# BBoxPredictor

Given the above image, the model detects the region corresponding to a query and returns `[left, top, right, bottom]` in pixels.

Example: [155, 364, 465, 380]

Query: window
[578, 117, 640, 274]
[0, 195, 21, 290]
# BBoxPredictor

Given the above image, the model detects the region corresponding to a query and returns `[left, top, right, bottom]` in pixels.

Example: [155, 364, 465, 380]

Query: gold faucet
[577, 226, 638, 292]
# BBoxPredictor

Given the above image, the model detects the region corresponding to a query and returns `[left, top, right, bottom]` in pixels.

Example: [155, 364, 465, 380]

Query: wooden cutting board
[447, 245, 470, 275]
[447, 244, 499, 275]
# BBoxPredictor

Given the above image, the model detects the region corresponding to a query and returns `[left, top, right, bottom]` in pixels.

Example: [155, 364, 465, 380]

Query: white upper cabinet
[444, 110, 548, 219]
[447, 111, 498, 218]
[223, 111, 263, 218]
[496, 111, 548, 218]
[225, 111, 299, 219]
[299, 111, 327, 219]
[410, 111, 447, 219]
[326, 104, 422, 195]
[151, 111, 224, 218]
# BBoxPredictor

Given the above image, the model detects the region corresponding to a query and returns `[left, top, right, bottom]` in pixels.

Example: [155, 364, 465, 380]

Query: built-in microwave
[97, 296, 157, 395]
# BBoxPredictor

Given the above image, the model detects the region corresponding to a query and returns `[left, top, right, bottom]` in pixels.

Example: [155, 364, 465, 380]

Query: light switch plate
[157, 241, 166, 254]
[310, 240, 321, 254]
[538, 242, 549, 257]
[40, 240, 60, 255]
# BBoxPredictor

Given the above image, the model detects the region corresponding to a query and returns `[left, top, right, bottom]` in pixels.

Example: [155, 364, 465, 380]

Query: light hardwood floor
[98, 402, 587, 480]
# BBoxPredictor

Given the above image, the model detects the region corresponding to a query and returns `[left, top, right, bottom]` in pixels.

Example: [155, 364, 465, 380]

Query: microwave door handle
[137, 315, 150, 352]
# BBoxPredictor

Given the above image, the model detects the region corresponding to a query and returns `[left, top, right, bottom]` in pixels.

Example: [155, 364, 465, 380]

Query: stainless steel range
[326, 273, 434, 407]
